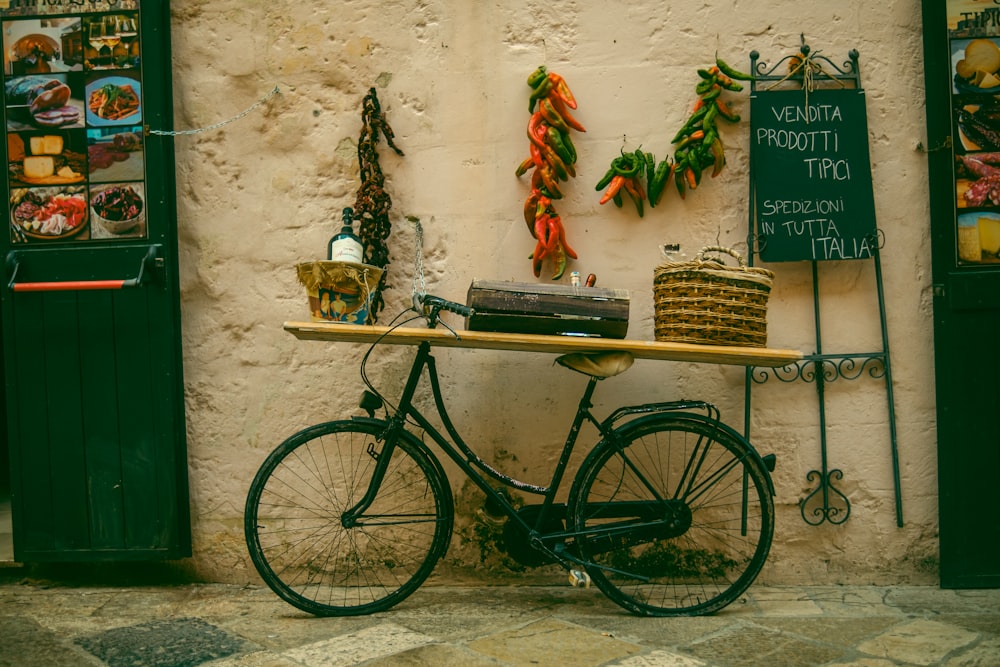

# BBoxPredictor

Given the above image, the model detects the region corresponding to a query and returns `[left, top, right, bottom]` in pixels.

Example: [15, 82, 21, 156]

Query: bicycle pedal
[568, 569, 591, 588]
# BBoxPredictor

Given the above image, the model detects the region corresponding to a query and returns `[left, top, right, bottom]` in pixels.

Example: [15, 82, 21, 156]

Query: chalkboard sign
[751, 88, 878, 262]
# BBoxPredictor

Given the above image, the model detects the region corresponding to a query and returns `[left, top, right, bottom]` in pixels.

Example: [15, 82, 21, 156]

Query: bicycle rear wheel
[245, 420, 453, 616]
[569, 414, 774, 616]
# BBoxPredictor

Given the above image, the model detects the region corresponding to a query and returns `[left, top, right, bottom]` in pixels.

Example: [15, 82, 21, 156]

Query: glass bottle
[329, 207, 364, 264]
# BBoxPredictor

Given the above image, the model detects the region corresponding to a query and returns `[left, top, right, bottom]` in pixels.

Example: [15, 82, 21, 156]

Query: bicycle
[245, 292, 777, 617]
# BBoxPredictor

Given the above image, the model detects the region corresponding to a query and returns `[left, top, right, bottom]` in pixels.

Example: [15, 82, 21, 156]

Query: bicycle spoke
[246, 421, 453, 616]
[571, 415, 774, 616]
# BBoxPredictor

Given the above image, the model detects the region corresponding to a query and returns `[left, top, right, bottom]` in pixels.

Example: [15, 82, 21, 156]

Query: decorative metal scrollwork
[749, 363, 797, 384]
[747, 232, 768, 256]
[751, 354, 886, 385]
[750, 37, 860, 90]
[868, 229, 887, 251]
[800, 469, 851, 525]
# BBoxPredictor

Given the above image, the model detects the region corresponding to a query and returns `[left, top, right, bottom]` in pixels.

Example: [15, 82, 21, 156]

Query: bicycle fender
[348, 415, 390, 428]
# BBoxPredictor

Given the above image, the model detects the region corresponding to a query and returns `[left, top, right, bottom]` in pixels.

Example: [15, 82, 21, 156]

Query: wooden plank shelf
[284, 321, 803, 368]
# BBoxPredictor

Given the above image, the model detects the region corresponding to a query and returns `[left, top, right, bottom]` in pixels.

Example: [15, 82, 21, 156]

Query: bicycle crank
[501, 504, 567, 567]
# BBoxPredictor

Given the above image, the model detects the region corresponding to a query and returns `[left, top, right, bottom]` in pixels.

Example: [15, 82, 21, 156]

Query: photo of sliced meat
[9, 185, 89, 240]
[86, 127, 144, 183]
[112, 131, 142, 151]
[5, 75, 84, 129]
[33, 106, 80, 127]
[956, 153, 1000, 207]
[88, 142, 130, 170]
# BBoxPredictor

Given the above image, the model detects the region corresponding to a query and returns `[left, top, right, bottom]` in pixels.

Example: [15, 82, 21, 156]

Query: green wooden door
[922, 1, 1000, 587]
[0, 2, 189, 561]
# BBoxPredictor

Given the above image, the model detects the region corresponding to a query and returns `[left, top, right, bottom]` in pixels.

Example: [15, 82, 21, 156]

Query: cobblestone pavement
[1, 567, 998, 666]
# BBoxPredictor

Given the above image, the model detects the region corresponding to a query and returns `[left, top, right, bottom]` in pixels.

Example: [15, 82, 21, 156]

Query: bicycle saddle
[555, 351, 634, 378]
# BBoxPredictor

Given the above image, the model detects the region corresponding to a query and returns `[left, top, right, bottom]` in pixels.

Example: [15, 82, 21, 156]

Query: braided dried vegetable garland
[352, 87, 404, 322]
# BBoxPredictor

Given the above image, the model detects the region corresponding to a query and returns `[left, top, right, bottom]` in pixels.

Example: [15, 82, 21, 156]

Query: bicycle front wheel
[569, 414, 774, 616]
[245, 420, 453, 616]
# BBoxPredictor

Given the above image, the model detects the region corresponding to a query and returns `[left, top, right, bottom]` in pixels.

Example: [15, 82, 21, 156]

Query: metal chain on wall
[146, 85, 280, 136]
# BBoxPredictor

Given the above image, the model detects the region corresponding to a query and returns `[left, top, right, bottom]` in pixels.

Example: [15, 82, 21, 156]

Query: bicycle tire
[245, 419, 453, 616]
[568, 413, 774, 616]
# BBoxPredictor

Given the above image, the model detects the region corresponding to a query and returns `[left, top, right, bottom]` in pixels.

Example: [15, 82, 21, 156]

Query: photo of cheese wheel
[953, 38, 1000, 93]
[7, 131, 86, 186]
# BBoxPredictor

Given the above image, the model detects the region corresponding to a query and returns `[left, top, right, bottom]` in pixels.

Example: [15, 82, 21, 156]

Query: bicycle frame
[342, 339, 728, 569]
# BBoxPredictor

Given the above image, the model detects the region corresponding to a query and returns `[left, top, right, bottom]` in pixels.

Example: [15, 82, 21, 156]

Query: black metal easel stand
[744, 40, 903, 527]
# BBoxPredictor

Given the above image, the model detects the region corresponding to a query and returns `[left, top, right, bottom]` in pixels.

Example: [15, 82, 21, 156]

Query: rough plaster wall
[168, 0, 938, 585]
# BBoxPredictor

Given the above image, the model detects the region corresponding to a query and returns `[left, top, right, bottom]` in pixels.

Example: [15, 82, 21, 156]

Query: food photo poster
[2, 6, 146, 244]
[949, 0, 1000, 263]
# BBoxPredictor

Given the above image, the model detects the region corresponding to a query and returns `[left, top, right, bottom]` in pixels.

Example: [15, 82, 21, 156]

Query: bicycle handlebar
[414, 293, 475, 328]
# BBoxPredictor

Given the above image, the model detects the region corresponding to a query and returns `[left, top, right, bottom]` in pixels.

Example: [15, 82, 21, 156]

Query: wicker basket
[653, 246, 774, 347]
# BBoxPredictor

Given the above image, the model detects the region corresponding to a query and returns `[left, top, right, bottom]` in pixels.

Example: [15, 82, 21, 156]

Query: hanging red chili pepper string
[515, 66, 585, 280]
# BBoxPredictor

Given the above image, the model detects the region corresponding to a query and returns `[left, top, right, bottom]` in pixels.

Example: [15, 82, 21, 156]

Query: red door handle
[12, 279, 135, 292]
[5, 245, 159, 292]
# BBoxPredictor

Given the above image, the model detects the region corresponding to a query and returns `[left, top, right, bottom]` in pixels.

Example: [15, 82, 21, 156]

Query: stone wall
[168, 1, 938, 585]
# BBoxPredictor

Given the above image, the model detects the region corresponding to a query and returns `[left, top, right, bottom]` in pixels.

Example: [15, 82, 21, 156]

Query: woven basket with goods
[653, 246, 774, 347]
